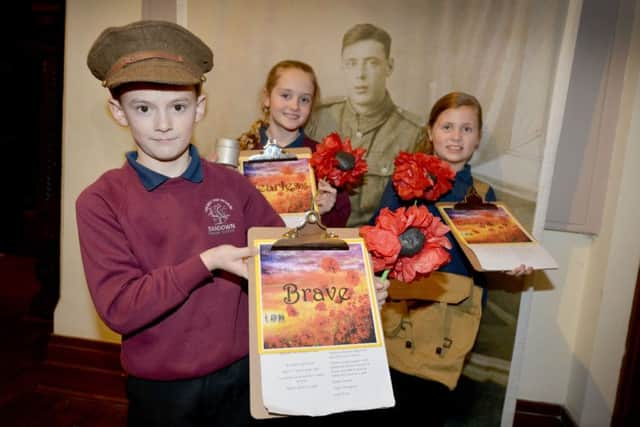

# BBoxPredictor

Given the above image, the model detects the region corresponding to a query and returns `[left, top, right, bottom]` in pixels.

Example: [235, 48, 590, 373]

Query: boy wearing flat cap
[77, 20, 283, 426]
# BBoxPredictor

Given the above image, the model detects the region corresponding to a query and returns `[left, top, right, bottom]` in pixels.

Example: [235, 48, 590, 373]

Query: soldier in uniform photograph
[306, 23, 424, 226]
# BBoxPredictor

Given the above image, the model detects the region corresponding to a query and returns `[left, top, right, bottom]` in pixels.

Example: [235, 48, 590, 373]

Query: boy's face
[341, 40, 393, 112]
[108, 84, 206, 172]
[428, 106, 480, 172]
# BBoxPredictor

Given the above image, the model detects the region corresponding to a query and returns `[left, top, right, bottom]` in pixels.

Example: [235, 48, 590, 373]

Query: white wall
[56, 0, 143, 342]
[518, 231, 593, 403]
[518, 2, 640, 425]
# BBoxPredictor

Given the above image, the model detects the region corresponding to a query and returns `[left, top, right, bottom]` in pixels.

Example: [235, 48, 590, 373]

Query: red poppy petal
[424, 218, 451, 238]
[391, 152, 455, 202]
[396, 258, 418, 283]
[364, 229, 401, 258]
[311, 133, 368, 188]
[427, 235, 453, 250]
[412, 246, 451, 274]
[378, 207, 410, 235]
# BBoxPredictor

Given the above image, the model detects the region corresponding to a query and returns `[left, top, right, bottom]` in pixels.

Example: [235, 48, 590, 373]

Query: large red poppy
[359, 205, 451, 283]
[392, 152, 455, 201]
[311, 132, 368, 189]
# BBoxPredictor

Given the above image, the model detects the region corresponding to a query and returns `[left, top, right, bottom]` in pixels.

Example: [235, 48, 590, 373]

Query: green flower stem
[381, 269, 390, 281]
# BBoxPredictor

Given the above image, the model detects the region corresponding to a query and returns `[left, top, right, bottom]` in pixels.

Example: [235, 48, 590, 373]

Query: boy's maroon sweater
[76, 159, 283, 380]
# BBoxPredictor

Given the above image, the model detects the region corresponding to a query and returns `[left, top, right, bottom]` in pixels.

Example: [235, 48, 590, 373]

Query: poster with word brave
[249, 237, 394, 417]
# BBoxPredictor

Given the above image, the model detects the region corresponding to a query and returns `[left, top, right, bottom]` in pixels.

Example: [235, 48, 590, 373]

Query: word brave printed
[282, 283, 351, 304]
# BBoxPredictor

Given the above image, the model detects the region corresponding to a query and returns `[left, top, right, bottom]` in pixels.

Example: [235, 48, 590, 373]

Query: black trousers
[127, 356, 251, 427]
[378, 368, 451, 424]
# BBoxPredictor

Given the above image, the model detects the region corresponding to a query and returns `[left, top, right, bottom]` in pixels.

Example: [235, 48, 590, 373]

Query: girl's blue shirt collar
[439, 164, 473, 202]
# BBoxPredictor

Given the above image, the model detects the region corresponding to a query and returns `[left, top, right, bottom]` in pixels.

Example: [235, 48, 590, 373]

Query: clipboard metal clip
[247, 138, 298, 162]
[454, 185, 498, 210]
[271, 211, 349, 251]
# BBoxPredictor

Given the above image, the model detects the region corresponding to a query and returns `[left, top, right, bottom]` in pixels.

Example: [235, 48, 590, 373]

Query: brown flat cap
[87, 20, 213, 89]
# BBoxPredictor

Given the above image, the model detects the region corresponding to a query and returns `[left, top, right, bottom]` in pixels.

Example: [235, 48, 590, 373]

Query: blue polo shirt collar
[126, 145, 203, 191]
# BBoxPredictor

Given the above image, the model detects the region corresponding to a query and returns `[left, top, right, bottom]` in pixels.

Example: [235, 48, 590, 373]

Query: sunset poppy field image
[257, 244, 378, 351]
[243, 159, 314, 214]
[443, 206, 532, 244]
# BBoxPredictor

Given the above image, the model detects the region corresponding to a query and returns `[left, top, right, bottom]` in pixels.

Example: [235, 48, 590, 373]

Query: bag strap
[436, 282, 481, 358]
[436, 301, 452, 357]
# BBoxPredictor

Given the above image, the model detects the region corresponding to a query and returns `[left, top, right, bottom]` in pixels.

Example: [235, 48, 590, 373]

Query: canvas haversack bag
[381, 273, 482, 390]
[380, 179, 490, 390]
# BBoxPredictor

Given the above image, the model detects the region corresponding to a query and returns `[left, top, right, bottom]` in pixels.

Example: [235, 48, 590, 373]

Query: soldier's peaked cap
[87, 20, 213, 89]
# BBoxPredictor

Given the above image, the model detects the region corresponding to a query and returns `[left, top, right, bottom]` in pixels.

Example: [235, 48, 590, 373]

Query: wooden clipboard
[436, 201, 557, 271]
[247, 212, 381, 419]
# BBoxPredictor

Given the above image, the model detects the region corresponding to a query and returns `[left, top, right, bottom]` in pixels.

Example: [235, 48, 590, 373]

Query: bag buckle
[436, 337, 452, 356]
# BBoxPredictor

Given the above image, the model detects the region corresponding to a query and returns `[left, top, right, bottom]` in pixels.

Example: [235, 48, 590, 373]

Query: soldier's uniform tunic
[306, 92, 424, 226]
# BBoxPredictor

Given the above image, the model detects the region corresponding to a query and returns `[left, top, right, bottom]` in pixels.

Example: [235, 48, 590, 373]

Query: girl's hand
[200, 245, 257, 279]
[316, 179, 338, 215]
[373, 275, 390, 309]
[505, 264, 534, 277]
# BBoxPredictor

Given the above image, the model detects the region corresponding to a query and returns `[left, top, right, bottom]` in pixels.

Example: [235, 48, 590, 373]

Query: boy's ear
[108, 98, 128, 126]
[195, 94, 207, 123]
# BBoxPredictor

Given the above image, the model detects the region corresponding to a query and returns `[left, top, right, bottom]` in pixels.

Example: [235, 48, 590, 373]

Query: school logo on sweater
[205, 198, 236, 235]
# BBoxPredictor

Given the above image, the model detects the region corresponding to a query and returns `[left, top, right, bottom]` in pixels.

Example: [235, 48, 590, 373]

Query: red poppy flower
[392, 152, 455, 201]
[311, 132, 368, 189]
[359, 205, 452, 283]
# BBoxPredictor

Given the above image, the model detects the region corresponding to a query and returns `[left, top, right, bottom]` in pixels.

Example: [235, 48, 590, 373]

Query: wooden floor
[0, 254, 128, 427]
